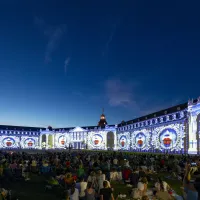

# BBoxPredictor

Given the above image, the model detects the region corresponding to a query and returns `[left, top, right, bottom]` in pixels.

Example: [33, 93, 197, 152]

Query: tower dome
[98, 109, 108, 127]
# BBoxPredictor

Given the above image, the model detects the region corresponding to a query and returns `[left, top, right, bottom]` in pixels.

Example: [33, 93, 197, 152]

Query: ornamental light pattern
[117, 132, 131, 150]
[131, 129, 151, 150]
[152, 123, 185, 151]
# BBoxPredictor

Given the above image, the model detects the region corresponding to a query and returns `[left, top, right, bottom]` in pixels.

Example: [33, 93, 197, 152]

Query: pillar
[46, 134, 49, 149]
[188, 114, 198, 154]
[39, 134, 42, 149]
[52, 134, 54, 149]
[114, 132, 117, 150]
[104, 132, 107, 150]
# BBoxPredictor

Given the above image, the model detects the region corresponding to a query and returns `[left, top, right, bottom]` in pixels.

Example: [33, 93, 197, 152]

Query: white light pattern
[0, 136, 20, 148]
[87, 131, 106, 150]
[54, 133, 70, 148]
[131, 129, 151, 150]
[188, 102, 200, 154]
[20, 136, 39, 149]
[152, 123, 185, 151]
[117, 132, 130, 150]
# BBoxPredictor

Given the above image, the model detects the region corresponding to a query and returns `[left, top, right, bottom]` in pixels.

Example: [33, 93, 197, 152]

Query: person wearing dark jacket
[130, 169, 139, 188]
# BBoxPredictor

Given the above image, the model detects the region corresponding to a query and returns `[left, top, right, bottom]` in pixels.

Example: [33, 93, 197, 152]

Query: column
[188, 114, 198, 154]
[114, 132, 117, 150]
[46, 134, 49, 149]
[52, 135, 54, 149]
[104, 132, 107, 150]
[39, 134, 42, 149]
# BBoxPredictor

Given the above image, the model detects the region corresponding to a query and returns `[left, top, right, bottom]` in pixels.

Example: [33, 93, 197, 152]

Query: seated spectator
[122, 167, 132, 182]
[139, 167, 146, 178]
[9, 161, 17, 171]
[155, 189, 173, 199]
[42, 161, 49, 167]
[113, 158, 118, 166]
[66, 160, 71, 168]
[48, 176, 59, 186]
[130, 169, 139, 188]
[0, 164, 3, 177]
[160, 158, 165, 168]
[131, 182, 144, 199]
[124, 160, 130, 168]
[0, 188, 8, 200]
[31, 159, 37, 173]
[141, 166, 148, 171]
[140, 177, 148, 195]
[110, 169, 120, 181]
[142, 195, 149, 200]
[89, 159, 94, 169]
[155, 177, 170, 192]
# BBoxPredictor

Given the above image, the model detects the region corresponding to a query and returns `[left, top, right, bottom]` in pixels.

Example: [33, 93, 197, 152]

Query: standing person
[85, 182, 96, 200]
[68, 184, 79, 200]
[77, 178, 87, 200]
[23, 160, 30, 181]
[96, 170, 105, 192]
[87, 171, 97, 189]
[100, 181, 114, 200]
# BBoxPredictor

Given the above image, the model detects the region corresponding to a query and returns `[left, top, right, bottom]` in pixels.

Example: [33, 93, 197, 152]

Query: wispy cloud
[34, 17, 66, 63]
[102, 23, 118, 56]
[104, 78, 186, 119]
[64, 57, 70, 74]
[105, 78, 138, 107]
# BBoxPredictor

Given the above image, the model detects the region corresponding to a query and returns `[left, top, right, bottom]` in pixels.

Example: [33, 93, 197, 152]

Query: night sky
[0, 1, 200, 128]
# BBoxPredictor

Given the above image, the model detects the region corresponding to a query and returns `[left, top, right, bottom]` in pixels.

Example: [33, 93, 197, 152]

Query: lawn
[7, 171, 183, 200]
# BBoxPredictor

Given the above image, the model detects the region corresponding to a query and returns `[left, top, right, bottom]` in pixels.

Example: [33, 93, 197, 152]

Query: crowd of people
[0, 150, 199, 200]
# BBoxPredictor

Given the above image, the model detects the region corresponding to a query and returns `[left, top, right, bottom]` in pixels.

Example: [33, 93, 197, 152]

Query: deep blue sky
[0, 0, 200, 128]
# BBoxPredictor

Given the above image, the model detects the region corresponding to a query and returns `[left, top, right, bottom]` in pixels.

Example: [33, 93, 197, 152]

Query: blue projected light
[159, 128, 177, 149]
[24, 138, 36, 148]
[58, 135, 66, 147]
[135, 132, 146, 148]
[119, 135, 127, 148]
[2, 137, 15, 147]
[90, 134, 103, 147]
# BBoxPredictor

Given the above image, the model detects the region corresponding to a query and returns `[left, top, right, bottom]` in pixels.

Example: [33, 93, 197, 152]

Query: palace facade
[1, 98, 200, 154]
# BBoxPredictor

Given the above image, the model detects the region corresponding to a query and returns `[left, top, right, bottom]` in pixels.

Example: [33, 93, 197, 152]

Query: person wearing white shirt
[68, 184, 79, 200]
[155, 178, 170, 192]
[76, 178, 87, 199]
[96, 170, 106, 192]
[113, 158, 118, 165]
[124, 160, 130, 167]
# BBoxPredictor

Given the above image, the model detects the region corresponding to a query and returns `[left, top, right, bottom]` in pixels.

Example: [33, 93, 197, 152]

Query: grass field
[7, 172, 182, 200]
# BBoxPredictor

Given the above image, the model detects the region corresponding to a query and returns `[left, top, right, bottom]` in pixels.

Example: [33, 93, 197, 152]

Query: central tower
[98, 108, 108, 128]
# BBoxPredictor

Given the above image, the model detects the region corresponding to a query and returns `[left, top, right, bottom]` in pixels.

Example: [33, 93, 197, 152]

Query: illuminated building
[1, 98, 200, 154]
